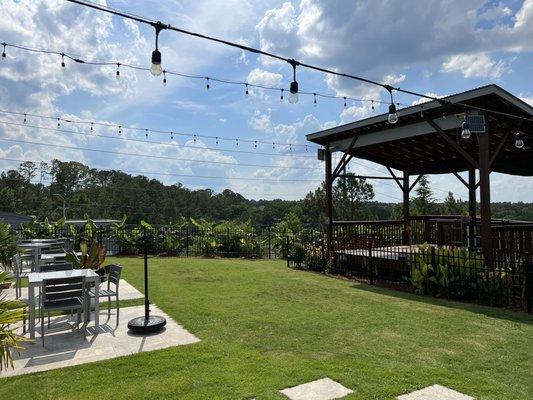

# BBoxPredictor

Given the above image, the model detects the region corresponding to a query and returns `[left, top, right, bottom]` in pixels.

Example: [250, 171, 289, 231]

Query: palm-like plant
[0, 272, 29, 371]
[0, 219, 19, 272]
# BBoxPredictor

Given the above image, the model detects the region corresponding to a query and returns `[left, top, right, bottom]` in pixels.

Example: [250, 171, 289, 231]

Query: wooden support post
[325, 145, 333, 258]
[402, 172, 410, 245]
[468, 169, 477, 250]
[478, 126, 492, 265]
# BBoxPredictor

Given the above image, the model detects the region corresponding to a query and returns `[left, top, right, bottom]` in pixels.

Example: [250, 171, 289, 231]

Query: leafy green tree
[333, 174, 374, 220]
[441, 192, 467, 215]
[411, 175, 435, 216]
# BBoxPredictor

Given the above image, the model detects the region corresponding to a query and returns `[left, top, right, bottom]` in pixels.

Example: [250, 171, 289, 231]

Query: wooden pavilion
[306, 84, 533, 264]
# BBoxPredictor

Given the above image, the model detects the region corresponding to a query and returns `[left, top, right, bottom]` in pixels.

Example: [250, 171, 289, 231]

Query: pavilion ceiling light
[288, 59, 299, 104]
[385, 86, 398, 124]
[515, 131, 525, 149]
[461, 120, 471, 139]
[150, 22, 165, 77]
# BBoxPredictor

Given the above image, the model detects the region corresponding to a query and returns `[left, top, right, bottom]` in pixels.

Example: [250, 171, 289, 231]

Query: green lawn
[2, 257, 532, 399]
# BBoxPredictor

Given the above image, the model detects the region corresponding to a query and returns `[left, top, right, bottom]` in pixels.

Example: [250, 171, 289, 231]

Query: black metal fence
[288, 232, 533, 313]
[15, 224, 294, 259]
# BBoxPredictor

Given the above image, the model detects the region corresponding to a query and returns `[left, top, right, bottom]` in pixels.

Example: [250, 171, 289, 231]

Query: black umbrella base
[128, 315, 167, 334]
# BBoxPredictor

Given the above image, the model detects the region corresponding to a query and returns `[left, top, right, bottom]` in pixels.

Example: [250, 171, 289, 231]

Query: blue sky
[0, 0, 532, 202]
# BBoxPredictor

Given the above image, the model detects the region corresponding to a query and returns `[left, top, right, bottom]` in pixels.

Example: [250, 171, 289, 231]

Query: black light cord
[64, 0, 533, 123]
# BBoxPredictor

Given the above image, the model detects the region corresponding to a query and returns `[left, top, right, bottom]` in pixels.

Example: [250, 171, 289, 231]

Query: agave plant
[0, 272, 30, 371]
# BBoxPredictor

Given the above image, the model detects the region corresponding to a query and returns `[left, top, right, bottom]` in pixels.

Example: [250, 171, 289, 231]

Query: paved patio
[0, 305, 200, 377]
[3, 279, 144, 301]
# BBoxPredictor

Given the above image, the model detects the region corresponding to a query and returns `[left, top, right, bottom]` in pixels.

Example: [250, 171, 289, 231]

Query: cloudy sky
[0, 0, 532, 202]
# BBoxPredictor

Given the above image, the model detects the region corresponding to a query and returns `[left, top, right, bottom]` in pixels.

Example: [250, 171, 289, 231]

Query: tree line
[1, 160, 532, 226]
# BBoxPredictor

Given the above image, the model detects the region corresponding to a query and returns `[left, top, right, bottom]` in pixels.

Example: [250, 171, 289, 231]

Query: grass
[1, 257, 532, 399]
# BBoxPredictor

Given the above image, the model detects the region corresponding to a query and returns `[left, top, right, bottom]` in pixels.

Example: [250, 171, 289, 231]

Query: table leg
[28, 283, 35, 339]
[94, 278, 100, 330]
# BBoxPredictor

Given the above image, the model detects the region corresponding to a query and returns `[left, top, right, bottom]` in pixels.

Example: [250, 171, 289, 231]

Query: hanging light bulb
[116, 63, 120, 80]
[23, 113, 27, 123]
[386, 86, 398, 124]
[193, 134, 197, 144]
[145, 129, 149, 138]
[254, 141, 257, 148]
[288, 59, 299, 104]
[170, 131, 174, 140]
[215, 136, 219, 146]
[236, 138, 239, 147]
[388, 104, 398, 124]
[90, 122, 94, 132]
[280, 88, 284, 102]
[313, 93, 317, 106]
[245, 83, 249, 97]
[163, 71, 167, 86]
[515, 131, 525, 149]
[118, 125, 122, 135]
[206, 77, 210, 90]
[461, 120, 471, 140]
[150, 22, 164, 76]
[343, 97, 347, 108]
[60, 53, 66, 70]
[57, 118, 61, 128]
[371, 100, 375, 111]
[2, 43, 6, 60]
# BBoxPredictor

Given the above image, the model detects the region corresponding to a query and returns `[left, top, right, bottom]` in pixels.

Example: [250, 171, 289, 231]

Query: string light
[150, 22, 164, 76]
[236, 138, 239, 147]
[245, 83, 249, 97]
[313, 93, 317, 106]
[145, 128, 148, 138]
[215, 136, 219, 145]
[386, 86, 398, 124]
[205, 77, 210, 90]
[170, 131, 174, 140]
[254, 141, 257, 148]
[515, 131, 525, 149]
[371, 100, 374, 111]
[288, 59, 299, 104]
[0, 42, 399, 111]
[23, 113, 26, 123]
[116, 63, 120, 80]
[60, 53, 65, 70]
[1, 43, 6, 60]
[0, 109, 319, 151]
[118, 125, 122, 135]
[57, 118, 60, 128]
[162, 70, 167, 86]
[343, 97, 347, 108]
[193, 134, 196, 143]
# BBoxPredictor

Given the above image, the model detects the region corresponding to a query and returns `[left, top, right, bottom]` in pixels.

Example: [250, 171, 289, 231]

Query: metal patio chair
[40, 276, 87, 346]
[88, 264, 122, 324]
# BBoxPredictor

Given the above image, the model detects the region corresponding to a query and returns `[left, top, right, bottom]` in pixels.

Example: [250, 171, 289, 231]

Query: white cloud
[441, 53, 508, 79]
[247, 68, 283, 87]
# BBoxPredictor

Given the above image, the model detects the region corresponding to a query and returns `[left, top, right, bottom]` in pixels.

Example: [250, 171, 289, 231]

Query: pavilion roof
[306, 85, 533, 176]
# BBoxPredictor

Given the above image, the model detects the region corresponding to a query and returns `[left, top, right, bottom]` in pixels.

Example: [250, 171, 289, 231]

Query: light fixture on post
[385, 85, 398, 124]
[288, 59, 299, 104]
[150, 22, 165, 76]
[515, 131, 525, 149]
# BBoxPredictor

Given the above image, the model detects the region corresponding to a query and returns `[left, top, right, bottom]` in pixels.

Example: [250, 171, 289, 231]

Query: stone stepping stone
[397, 384, 474, 400]
[280, 377, 353, 400]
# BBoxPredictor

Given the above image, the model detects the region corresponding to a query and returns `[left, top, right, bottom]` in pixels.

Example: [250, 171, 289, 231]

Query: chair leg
[116, 294, 119, 325]
[47, 313, 50, 329]
[41, 311, 45, 346]
[108, 295, 111, 319]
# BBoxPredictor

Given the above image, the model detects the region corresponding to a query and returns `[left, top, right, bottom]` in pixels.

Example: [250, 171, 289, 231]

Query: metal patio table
[27, 269, 100, 339]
